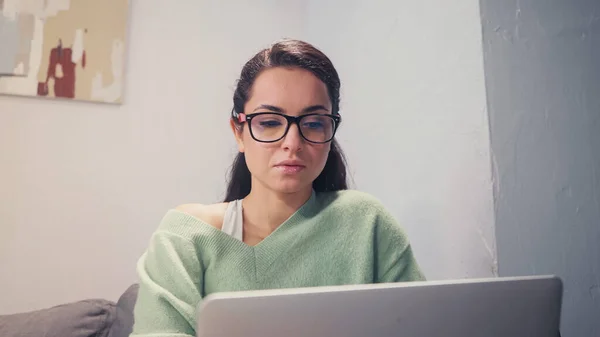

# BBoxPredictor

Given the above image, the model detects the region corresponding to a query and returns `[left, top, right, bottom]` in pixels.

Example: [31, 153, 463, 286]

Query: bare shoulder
[175, 202, 229, 230]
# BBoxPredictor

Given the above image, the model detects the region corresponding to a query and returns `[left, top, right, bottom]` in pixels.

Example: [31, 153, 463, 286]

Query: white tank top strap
[221, 199, 243, 241]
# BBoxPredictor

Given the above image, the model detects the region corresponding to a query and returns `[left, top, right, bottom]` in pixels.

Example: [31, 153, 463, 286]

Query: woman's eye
[303, 122, 324, 129]
[259, 120, 283, 127]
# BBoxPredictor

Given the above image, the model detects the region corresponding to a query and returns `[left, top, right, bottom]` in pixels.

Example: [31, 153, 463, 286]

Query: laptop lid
[196, 275, 562, 337]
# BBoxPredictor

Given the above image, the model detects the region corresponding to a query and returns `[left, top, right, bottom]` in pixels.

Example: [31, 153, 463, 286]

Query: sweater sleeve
[374, 207, 426, 283]
[130, 229, 203, 337]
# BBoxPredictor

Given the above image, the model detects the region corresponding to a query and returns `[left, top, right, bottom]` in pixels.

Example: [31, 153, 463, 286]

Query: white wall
[0, 0, 496, 314]
[480, 0, 600, 335]
[307, 0, 496, 280]
[0, 0, 308, 314]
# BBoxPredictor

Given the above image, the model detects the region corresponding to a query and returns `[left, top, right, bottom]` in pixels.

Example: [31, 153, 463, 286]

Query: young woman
[130, 39, 425, 337]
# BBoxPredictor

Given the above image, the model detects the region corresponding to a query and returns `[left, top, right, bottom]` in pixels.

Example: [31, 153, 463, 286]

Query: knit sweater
[130, 190, 425, 337]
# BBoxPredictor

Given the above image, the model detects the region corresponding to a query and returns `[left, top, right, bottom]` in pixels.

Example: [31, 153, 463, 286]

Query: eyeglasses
[234, 111, 341, 144]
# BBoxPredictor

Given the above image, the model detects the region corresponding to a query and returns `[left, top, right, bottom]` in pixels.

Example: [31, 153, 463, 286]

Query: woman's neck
[242, 183, 313, 233]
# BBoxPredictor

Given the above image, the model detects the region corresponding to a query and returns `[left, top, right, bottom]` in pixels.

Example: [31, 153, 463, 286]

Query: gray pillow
[108, 284, 139, 337]
[0, 299, 116, 337]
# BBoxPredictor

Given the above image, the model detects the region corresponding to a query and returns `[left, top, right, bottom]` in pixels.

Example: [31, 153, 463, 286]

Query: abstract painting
[0, 0, 129, 104]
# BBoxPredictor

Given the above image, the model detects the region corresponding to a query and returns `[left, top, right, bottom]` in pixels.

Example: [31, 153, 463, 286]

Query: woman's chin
[271, 180, 312, 195]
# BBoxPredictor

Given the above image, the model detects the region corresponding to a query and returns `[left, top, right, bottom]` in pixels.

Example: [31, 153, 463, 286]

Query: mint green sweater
[130, 190, 425, 337]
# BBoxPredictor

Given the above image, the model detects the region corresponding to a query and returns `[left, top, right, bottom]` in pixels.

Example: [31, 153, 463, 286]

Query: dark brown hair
[224, 39, 348, 202]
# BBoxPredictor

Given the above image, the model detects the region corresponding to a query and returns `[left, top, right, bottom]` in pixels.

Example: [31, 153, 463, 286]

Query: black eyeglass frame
[233, 110, 342, 144]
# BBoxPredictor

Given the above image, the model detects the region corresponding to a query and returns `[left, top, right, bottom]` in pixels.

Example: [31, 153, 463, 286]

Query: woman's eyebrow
[252, 104, 329, 114]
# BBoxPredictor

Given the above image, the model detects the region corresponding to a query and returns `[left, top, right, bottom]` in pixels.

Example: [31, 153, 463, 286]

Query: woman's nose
[281, 123, 304, 151]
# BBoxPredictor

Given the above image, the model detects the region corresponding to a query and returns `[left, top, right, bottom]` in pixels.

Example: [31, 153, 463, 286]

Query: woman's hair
[224, 39, 348, 202]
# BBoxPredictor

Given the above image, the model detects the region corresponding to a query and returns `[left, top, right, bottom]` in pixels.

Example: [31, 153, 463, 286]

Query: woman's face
[232, 67, 333, 195]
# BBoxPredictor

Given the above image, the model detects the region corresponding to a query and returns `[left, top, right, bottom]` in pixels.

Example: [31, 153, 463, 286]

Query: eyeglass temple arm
[234, 111, 247, 123]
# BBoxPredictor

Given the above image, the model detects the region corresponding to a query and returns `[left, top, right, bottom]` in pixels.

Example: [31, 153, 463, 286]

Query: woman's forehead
[247, 67, 331, 112]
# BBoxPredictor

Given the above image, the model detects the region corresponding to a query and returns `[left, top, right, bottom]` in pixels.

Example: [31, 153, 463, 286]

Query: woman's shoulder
[174, 202, 229, 230]
[150, 202, 230, 242]
[316, 189, 406, 234]
[317, 189, 388, 212]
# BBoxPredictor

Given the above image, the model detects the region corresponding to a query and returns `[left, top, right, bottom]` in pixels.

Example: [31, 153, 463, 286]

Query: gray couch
[0, 284, 139, 337]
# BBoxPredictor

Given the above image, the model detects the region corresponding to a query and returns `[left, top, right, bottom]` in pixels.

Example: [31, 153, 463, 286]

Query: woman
[130, 39, 425, 337]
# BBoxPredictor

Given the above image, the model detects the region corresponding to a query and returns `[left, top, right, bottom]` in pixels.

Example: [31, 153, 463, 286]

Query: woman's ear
[230, 119, 245, 153]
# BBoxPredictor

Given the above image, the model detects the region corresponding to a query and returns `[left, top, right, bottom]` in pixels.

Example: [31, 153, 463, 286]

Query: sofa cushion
[108, 284, 139, 337]
[0, 299, 116, 337]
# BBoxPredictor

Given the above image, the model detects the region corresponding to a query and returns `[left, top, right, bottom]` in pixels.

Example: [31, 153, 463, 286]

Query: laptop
[196, 275, 562, 337]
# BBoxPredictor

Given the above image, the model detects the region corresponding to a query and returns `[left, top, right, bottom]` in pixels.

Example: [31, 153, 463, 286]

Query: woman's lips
[275, 164, 305, 174]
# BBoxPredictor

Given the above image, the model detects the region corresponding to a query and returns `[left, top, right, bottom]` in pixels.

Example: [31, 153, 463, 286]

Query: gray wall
[480, 0, 600, 336]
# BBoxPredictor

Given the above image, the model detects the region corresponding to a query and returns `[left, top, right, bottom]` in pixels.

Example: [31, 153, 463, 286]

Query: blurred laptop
[196, 275, 562, 337]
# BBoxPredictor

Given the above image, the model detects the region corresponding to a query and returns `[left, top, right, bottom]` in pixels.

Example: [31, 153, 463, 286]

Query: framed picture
[0, 0, 130, 104]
